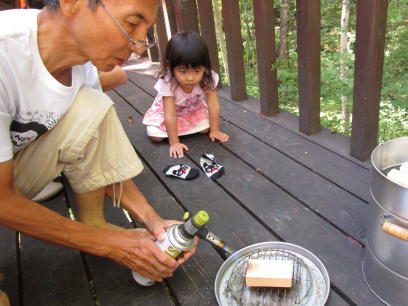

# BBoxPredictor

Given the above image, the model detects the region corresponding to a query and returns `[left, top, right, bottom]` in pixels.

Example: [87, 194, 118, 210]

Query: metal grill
[223, 248, 313, 306]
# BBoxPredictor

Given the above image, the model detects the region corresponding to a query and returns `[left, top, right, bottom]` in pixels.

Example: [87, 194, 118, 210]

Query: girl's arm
[206, 90, 230, 142]
[163, 96, 188, 157]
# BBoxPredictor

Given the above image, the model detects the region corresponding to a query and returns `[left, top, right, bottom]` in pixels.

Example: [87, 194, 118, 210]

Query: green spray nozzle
[182, 211, 190, 221]
[193, 210, 209, 227]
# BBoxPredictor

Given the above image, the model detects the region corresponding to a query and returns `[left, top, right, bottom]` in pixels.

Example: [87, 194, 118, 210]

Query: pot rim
[214, 241, 330, 306]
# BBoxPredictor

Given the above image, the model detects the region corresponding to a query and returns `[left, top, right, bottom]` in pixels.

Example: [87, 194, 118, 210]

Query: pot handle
[382, 220, 408, 242]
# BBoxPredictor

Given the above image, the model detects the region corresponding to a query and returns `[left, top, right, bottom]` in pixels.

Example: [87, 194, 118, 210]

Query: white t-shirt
[0, 9, 101, 162]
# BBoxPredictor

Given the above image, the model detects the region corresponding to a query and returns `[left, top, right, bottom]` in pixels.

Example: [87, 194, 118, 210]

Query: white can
[132, 224, 194, 286]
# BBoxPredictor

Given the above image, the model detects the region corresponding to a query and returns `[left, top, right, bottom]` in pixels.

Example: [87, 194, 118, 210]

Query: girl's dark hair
[159, 31, 215, 90]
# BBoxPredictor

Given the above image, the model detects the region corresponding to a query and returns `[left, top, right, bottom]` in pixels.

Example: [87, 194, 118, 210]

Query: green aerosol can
[132, 210, 209, 286]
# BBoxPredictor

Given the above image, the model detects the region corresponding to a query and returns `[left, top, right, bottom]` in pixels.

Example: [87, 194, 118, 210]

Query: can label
[156, 235, 182, 259]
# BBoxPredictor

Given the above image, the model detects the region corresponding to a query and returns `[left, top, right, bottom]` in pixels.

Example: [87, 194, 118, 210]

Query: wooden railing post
[173, 0, 199, 33]
[351, 0, 388, 161]
[253, 0, 279, 116]
[148, 27, 160, 62]
[153, 2, 168, 63]
[221, 0, 247, 101]
[14, 0, 27, 8]
[196, 0, 221, 80]
[296, 0, 321, 135]
[164, 0, 178, 36]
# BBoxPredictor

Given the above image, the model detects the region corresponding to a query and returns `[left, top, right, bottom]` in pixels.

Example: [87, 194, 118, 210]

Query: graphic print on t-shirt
[10, 110, 61, 152]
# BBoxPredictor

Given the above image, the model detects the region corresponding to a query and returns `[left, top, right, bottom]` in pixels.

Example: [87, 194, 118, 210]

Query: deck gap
[131, 144, 189, 213]
[128, 71, 369, 171]
[115, 79, 365, 248]
[79, 252, 100, 306]
[220, 95, 369, 171]
[330, 283, 358, 306]
[181, 154, 286, 243]
[125, 75, 368, 205]
[61, 175, 101, 306]
[223, 118, 368, 205]
[163, 279, 182, 306]
[218, 142, 365, 249]
[16, 232, 23, 306]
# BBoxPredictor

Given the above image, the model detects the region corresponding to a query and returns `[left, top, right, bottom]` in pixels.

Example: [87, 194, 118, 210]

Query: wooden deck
[0, 58, 386, 306]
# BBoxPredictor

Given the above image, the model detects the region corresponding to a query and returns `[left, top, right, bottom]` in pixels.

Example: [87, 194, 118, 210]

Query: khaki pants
[13, 87, 143, 198]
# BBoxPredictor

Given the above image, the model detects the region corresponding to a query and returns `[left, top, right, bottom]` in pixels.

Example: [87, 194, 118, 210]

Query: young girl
[143, 31, 229, 158]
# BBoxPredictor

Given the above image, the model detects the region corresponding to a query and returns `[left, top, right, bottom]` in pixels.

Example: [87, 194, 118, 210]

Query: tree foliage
[214, 0, 408, 143]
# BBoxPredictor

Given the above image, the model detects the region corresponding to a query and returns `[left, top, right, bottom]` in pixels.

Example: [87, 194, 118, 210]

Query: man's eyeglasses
[101, 2, 156, 52]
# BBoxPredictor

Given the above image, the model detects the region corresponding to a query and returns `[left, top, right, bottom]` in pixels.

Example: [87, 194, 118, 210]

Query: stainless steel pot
[362, 136, 408, 305]
[214, 241, 330, 306]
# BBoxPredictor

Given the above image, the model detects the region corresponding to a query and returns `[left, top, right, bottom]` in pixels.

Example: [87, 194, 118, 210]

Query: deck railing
[151, 0, 388, 162]
[10, 0, 388, 161]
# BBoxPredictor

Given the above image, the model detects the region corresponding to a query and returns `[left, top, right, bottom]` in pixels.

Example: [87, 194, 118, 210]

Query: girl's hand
[209, 130, 230, 143]
[169, 142, 188, 158]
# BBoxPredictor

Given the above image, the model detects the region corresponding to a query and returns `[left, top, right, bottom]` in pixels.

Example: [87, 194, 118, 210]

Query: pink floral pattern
[143, 72, 219, 135]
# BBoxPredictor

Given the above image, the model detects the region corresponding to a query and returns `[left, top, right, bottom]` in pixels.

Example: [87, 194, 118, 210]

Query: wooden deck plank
[62, 177, 177, 306]
[0, 227, 19, 305]
[132, 163, 224, 305]
[110, 83, 368, 304]
[19, 193, 95, 306]
[125, 71, 369, 242]
[107, 90, 229, 305]
[126, 71, 370, 204]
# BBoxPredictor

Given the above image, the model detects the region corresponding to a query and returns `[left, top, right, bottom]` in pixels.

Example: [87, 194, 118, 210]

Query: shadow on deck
[0, 58, 383, 306]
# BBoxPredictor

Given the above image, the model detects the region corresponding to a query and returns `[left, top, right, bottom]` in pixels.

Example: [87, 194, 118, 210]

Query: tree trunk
[213, 0, 230, 82]
[278, 0, 288, 64]
[340, 0, 350, 134]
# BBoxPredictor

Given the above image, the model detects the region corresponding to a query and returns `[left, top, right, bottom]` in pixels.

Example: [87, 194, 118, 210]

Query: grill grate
[224, 248, 313, 306]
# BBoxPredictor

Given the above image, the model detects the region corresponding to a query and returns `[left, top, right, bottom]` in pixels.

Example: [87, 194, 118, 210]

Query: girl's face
[173, 65, 205, 92]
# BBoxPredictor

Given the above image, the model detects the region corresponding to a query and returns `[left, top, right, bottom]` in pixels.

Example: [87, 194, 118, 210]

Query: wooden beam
[14, 0, 27, 8]
[153, 3, 168, 63]
[296, 0, 321, 135]
[351, 0, 388, 161]
[196, 0, 221, 79]
[148, 27, 160, 62]
[173, 0, 199, 33]
[221, 0, 247, 101]
[164, 0, 178, 36]
[253, 0, 279, 116]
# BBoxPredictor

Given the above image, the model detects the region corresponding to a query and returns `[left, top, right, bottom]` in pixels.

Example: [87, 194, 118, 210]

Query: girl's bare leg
[149, 136, 165, 142]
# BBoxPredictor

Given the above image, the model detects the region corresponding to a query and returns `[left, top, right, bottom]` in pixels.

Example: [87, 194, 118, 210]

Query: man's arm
[0, 159, 178, 281]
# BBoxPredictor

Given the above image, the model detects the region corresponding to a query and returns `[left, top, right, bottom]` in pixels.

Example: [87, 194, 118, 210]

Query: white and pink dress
[142, 72, 219, 137]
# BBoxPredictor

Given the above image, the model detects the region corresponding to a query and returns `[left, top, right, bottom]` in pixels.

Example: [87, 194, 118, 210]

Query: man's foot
[32, 181, 64, 202]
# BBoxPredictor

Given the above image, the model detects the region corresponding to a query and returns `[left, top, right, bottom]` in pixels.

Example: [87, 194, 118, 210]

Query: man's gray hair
[43, 0, 101, 11]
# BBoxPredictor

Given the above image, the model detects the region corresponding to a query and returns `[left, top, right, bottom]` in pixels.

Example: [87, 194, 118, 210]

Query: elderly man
[0, 0, 194, 301]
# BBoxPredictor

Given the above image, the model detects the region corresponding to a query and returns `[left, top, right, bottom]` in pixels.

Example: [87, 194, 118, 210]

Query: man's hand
[209, 130, 230, 142]
[169, 142, 188, 158]
[143, 216, 198, 266]
[105, 228, 179, 281]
